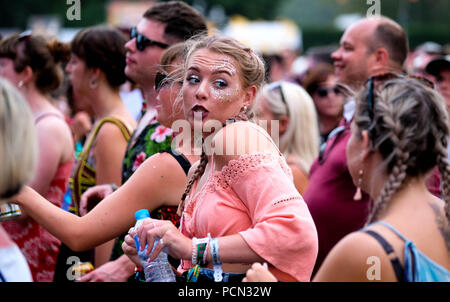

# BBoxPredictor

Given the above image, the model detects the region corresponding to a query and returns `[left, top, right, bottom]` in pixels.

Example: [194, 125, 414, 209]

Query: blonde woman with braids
[254, 81, 320, 194]
[123, 35, 318, 282]
[244, 77, 450, 282]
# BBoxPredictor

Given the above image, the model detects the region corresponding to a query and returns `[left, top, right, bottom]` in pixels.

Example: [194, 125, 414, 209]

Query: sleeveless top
[53, 117, 133, 282]
[109, 119, 176, 263]
[2, 112, 73, 282]
[363, 221, 450, 282]
[109, 149, 189, 263]
[62, 117, 133, 215]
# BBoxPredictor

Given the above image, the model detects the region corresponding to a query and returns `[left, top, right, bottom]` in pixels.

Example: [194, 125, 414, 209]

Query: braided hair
[353, 78, 450, 225]
[176, 35, 265, 216]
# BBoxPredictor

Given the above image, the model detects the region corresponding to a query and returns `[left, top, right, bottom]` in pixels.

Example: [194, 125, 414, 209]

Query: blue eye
[186, 75, 200, 84]
[215, 79, 228, 88]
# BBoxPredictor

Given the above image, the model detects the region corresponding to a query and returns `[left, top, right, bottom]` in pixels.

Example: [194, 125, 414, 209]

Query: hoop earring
[353, 169, 364, 201]
[89, 78, 98, 89]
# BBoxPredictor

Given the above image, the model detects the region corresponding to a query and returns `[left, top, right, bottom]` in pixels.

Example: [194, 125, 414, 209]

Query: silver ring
[152, 222, 157, 228]
[160, 238, 164, 246]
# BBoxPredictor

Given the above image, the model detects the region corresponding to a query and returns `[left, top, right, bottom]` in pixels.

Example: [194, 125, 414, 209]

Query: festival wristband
[192, 236, 210, 266]
[210, 238, 223, 282]
[202, 233, 212, 265]
[192, 237, 198, 265]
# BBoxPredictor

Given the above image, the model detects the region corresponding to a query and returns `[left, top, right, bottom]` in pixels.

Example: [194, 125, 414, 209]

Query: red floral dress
[2, 162, 73, 282]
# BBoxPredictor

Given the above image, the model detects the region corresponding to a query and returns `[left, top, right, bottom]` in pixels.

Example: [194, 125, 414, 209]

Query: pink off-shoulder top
[179, 124, 319, 282]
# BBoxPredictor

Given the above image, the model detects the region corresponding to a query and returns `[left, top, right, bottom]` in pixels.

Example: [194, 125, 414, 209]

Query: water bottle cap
[134, 209, 150, 220]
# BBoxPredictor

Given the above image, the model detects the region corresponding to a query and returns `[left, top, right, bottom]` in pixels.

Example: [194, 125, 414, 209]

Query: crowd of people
[0, 1, 448, 283]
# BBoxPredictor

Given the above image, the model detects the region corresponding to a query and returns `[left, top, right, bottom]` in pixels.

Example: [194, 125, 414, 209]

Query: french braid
[177, 149, 208, 216]
[366, 90, 410, 223]
[176, 35, 265, 216]
[354, 78, 450, 225]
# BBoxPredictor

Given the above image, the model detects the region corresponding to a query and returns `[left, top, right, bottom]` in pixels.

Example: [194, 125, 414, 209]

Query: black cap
[426, 55, 450, 76]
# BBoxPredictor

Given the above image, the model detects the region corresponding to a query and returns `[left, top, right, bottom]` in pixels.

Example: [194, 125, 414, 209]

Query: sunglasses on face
[155, 72, 169, 91]
[316, 86, 341, 98]
[364, 72, 435, 120]
[155, 72, 182, 91]
[18, 30, 32, 41]
[130, 27, 169, 52]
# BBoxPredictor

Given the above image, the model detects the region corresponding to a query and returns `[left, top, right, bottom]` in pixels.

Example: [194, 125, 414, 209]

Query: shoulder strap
[81, 117, 133, 158]
[160, 149, 191, 176]
[35, 112, 64, 125]
[363, 229, 405, 282]
[99, 117, 133, 141]
[373, 221, 409, 242]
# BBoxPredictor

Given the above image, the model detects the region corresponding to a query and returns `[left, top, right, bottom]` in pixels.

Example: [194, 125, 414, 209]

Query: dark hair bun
[47, 40, 70, 63]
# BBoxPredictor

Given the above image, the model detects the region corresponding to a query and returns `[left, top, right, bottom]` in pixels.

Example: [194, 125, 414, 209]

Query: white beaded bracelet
[192, 237, 198, 265]
[210, 238, 223, 282]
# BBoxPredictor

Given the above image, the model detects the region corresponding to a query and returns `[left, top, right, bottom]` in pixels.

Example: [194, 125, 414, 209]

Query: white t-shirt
[120, 89, 145, 121]
[0, 245, 32, 282]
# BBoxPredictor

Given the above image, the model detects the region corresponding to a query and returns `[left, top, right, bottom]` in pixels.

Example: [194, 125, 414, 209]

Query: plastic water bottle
[134, 209, 176, 282]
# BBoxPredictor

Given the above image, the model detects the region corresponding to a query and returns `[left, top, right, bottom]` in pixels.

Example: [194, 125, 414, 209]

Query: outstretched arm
[14, 152, 188, 252]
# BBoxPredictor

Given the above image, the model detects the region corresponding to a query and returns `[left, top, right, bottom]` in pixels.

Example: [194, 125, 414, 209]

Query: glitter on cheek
[210, 86, 240, 103]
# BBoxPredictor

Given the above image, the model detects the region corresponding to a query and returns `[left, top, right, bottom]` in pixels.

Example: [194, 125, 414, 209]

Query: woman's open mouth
[191, 105, 209, 120]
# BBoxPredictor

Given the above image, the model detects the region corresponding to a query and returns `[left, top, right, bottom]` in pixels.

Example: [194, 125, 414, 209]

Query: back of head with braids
[353, 78, 450, 225]
[176, 35, 266, 216]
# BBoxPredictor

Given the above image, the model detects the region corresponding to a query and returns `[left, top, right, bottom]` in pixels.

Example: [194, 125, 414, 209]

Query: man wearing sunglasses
[303, 16, 413, 277]
[78, 1, 207, 282]
[125, 2, 206, 117]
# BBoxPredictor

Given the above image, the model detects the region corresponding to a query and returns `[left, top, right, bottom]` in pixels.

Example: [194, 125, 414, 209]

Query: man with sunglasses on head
[303, 16, 414, 277]
[77, 1, 207, 282]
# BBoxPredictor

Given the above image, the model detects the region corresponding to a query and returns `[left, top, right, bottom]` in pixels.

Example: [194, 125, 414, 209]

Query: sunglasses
[316, 86, 341, 98]
[18, 30, 32, 41]
[365, 72, 434, 120]
[155, 72, 169, 91]
[130, 27, 169, 51]
[268, 82, 290, 116]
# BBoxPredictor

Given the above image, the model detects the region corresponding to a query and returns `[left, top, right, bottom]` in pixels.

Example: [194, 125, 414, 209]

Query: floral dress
[2, 162, 73, 282]
[2, 113, 73, 282]
[121, 118, 174, 184]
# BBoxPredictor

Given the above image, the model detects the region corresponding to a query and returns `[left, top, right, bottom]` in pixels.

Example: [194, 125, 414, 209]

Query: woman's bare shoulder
[211, 121, 280, 169]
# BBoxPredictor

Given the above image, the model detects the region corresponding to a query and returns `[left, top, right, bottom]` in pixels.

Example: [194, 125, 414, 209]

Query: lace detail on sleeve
[272, 195, 302, 207]
[209, 152, 292, 191]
